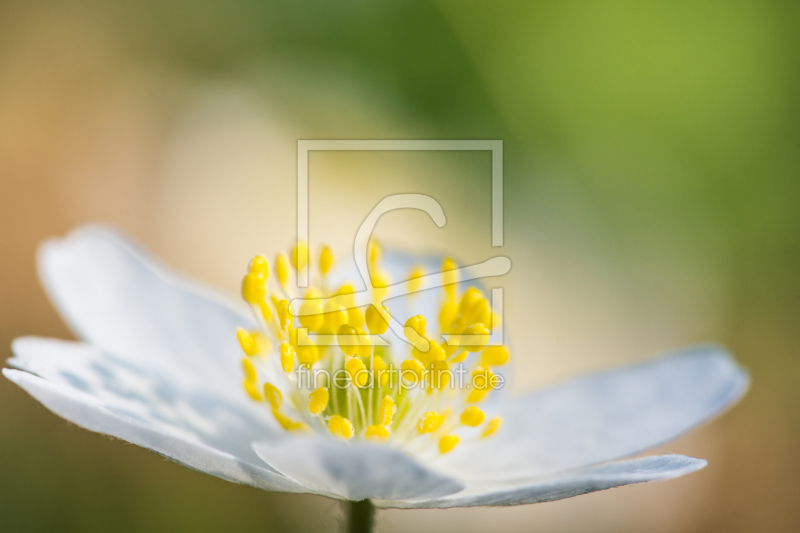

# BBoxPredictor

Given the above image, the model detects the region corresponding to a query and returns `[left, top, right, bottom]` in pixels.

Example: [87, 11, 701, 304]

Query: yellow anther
[468, 298, 492, 329]
[368, 240, 382, 267]
[355, 329, 373, 359]
[439, 301, 458, 333]
[275, 253, 290, 287]
[308, 387, 329, 414]
[467, 366, 494, 403]
[335, 283, 355, 307]
[480, 346, 510, 366]
[365, 304, 391, 335]
[347, 306, 364, 329]
[241, 273, 266, 303]
[429, 359, 451, 390]
[277, 299, 293, 330]
[481, 417, 503, 438]
[460, 406, 485, 427]
[449, 348, 469, 364]
[412, 339, 446, 366]
[316, 325, 334, 346]
[404, 315, 427, 338]
[372, 270, 391, 301]
[279, 342, 295, 372]
[378, 395, 395, 426]
[401, 358, 426, 383]
[458, 287, 483, 317]
[273, 410, 309, 432]
[243, 379, 262, 401]
[328, 414, 354, 439]
[319, 245, 334, 276]
[241, 358, 257, 383]
[461, 323, 490, 352]
[365, 424, 390, 441]
[258, 300, 273, 322]
[291, 240, 309, 272]
[249, 254, 269, 278]
[323, 300, 347, 330]
[346, 356, 368, 387]
[293, 329, 320, 367]
[373, 356, 389, 386]
[298, 299, 324, 331]
[408, 267, 424, 292]
[442, 258, 459, 301]
[439, 434, 460, 454]
[263, 383, 283, 411]
[490, 311, 501, 330]
[236, 327, 256, 356]
[418, 411, 444, 433]
[337, 324, 359, 356]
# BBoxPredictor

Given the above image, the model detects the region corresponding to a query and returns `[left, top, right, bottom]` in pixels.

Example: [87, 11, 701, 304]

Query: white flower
[5, 226, 748, 508]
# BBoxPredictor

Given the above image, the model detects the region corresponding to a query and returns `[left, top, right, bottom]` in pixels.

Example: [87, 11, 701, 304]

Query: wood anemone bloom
[5, 226, 748, 507]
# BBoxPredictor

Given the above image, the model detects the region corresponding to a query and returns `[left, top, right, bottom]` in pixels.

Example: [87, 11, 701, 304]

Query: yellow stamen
[365, 424, 390, 441]
[412, 339, 446, 366]
[236, 327, 256, 356]
[460, 406, 485, 427]
[378, 395, 395, 426]
[418, 411, 444, 433]
[439, 434, 460, 454]
[275, 253, 289, 287]
[273, 410, 309, 432]
[293, 329, 320, 367]
[328, 414, 354, 439]
[373, 356, 389, 386]
[308, 387, 329, 414]
[372, 270, 391, 301]
[323, 300, 347, 330]
[298, 299, 324, 331]
[481, 417, 503, 438]
[291, 241, 309, 272]
[442, 258, 458, 301]
[241, 273, 266, 304]
[279, 342, 295, 372]
[263, 383, 283, 411]
[480, 346, 510, 366]
[404, 315, 427, 338]
[467, 366, 494, 403]
[368, 240, 382, 267]
[249, 255, 269, 278]
[277, 299, 293, 330]
[408, 267, 423, 292]
[461, 323, 490, 353]
[243, 379, 262, 401]
[401, 359, 426, 383]
[429, 359, 450, 390]
[319, 245, 334, 276]
[439, 301, 458, 333]
[347, 306, 364, 329]
[258, 300, 273, 322]
[337, 324, 359, 356]
[241, 358, 257, 382]
[365, 304, 391, 335]
[346, 356, 368, 388]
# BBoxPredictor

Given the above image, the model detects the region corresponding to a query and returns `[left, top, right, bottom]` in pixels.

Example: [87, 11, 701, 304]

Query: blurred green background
[1, 0, 798, 531]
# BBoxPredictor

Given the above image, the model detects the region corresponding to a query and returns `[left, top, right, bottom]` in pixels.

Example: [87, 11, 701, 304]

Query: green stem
[346, 499, 375, 533]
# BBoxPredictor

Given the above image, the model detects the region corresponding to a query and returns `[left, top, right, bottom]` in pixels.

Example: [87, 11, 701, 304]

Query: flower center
[236, 240, 508, 456]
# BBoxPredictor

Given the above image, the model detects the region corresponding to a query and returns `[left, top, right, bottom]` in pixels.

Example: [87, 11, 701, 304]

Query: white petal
[38, 225, 254, 390]
[379, 454, 705, 508]
[8, 337, 306, 488]
[3, 367, 308, 493]
[253, 435, 466, 501]
[434, 345, 748, 481]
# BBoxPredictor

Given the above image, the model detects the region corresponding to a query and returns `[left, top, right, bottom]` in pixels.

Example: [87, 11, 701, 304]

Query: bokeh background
[1, 1, 798, 531]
